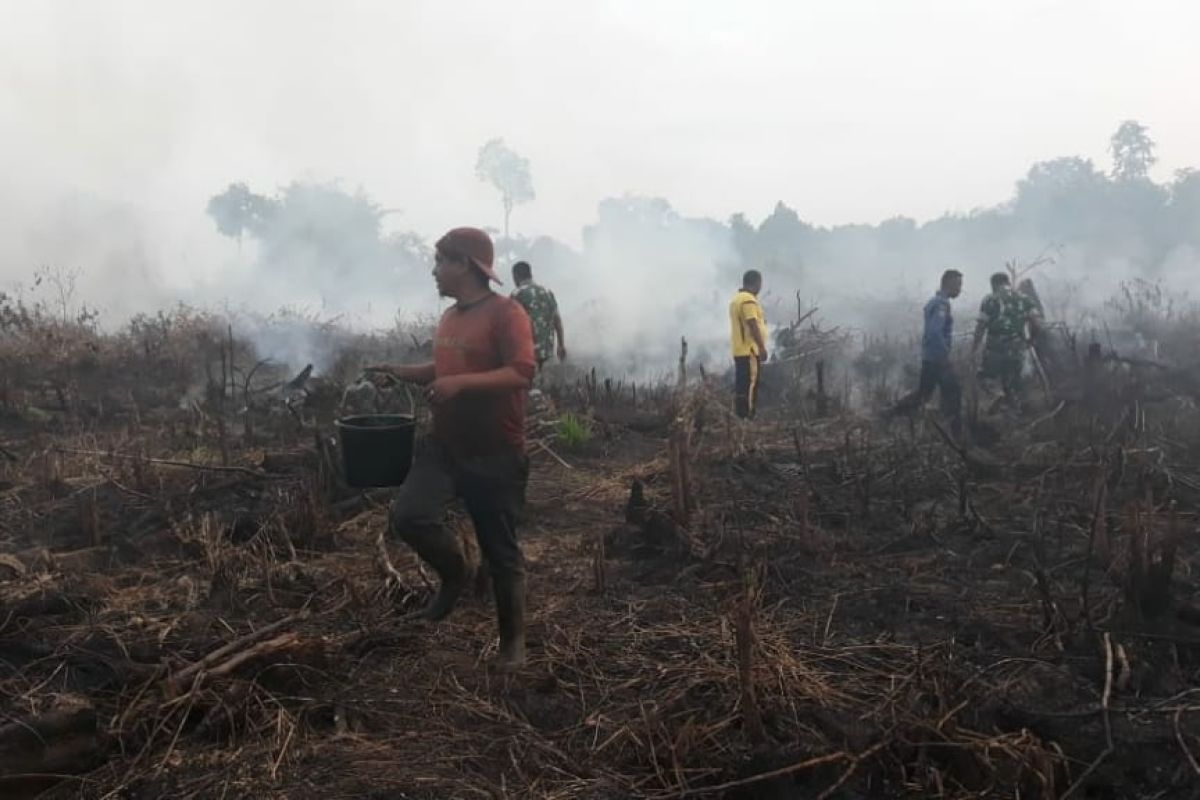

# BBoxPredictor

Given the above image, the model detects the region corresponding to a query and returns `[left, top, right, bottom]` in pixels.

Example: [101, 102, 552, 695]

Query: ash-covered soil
[2, 378, 1200, 799]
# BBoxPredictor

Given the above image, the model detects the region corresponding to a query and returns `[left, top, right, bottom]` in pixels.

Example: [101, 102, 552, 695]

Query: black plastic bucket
[335, 414, 416, 488]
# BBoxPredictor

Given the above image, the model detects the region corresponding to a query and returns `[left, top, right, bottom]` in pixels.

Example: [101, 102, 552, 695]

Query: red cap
[436, 227, 501, 284]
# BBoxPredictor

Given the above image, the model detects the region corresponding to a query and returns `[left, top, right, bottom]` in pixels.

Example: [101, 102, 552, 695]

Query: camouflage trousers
[979, 346, 1025, 398]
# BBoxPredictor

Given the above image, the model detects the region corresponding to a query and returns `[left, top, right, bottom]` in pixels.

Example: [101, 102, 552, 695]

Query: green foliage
[555, 412, 593, 448]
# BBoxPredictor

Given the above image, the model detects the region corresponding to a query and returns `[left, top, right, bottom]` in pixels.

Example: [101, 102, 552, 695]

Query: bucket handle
[359, 368, 417, 418]
[400, 382, 415, 418]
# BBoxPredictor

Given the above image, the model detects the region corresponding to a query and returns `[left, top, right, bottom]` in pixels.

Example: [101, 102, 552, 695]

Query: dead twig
[534, 438, 575, 470]
[816, 741, 886, 800]
[375, 527, 411, 597]
[1174, 707, 1200, 778]
[164, 611, 308, 695]
[207, 632, 301, 679]
[55, 447, 270, 478]
[1080, 470, 1108, 628]
[926, 415, 968, 463]
[658, 750, 848, 798]
[1061, 633, 1115, 799]
[1027, 400, 1067, 432]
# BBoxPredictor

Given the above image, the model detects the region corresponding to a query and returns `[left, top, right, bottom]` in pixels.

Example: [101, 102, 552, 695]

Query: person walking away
[510, 261, 566, 374]
[972, 271, 1041, 408]
[729, 270, 767, 419]
[369, 227, 536, 670]
[891, 269, 963, 435]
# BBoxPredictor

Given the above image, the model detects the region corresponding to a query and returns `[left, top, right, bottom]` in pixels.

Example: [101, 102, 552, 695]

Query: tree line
[206, 121, 1199, 325]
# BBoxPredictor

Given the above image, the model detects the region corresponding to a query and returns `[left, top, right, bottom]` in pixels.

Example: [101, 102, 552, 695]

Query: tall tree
[1110, 120, 1157, 181]
[206, 182, 278, 243]
[475, 138, 535, 239]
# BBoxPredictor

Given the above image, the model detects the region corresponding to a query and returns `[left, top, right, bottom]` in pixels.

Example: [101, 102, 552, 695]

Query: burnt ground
[1, 381, 1200, 800]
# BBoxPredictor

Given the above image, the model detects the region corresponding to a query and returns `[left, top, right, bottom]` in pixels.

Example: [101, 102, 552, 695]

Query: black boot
[408, 528, 467, 621]
[492, 571, 526, 670]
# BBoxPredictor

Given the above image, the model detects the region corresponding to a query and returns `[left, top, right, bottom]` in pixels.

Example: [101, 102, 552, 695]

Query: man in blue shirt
[891, 269, 964, 433]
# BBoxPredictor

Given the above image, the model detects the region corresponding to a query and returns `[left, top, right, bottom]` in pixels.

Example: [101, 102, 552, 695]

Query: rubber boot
[407, 528, 467, 621]
[492, 571, 526, 670]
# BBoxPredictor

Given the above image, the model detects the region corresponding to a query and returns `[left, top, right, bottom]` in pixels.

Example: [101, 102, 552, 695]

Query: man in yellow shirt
[729, 270, 767, 419]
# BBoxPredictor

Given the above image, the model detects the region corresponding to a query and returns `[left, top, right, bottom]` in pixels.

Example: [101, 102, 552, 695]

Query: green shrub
[555, 413, 593, 448]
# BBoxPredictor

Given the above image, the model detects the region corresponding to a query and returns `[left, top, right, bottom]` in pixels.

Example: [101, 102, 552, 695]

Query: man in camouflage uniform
[972, 272, 1041, 405]
[510, 261, 566, 373]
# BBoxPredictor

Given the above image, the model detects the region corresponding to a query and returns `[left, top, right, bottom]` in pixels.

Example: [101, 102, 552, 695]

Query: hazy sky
[2, 0, 1198, 291]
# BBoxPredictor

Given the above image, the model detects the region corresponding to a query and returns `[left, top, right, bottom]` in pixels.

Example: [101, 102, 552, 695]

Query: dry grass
[1, 302, 1200, 799]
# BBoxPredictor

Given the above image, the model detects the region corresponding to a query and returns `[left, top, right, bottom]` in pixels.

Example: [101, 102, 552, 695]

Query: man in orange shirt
[370, 227, 536, 670]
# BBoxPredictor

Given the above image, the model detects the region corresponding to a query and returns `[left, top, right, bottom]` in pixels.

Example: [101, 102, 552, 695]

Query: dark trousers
[734, 356, 760, 419]
[389, 439, 529, 579]
[979, 348, 1023, 400]
[895, 359, 961, 429]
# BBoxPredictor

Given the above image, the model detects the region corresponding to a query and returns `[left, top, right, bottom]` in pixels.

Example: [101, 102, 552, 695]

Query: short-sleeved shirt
[921, 291, 954, 363]
[432, 294, 536, 457]
[510, 281, 559, 365]
[978, 289, 1038, 351]
[729, 289, 766, 358]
